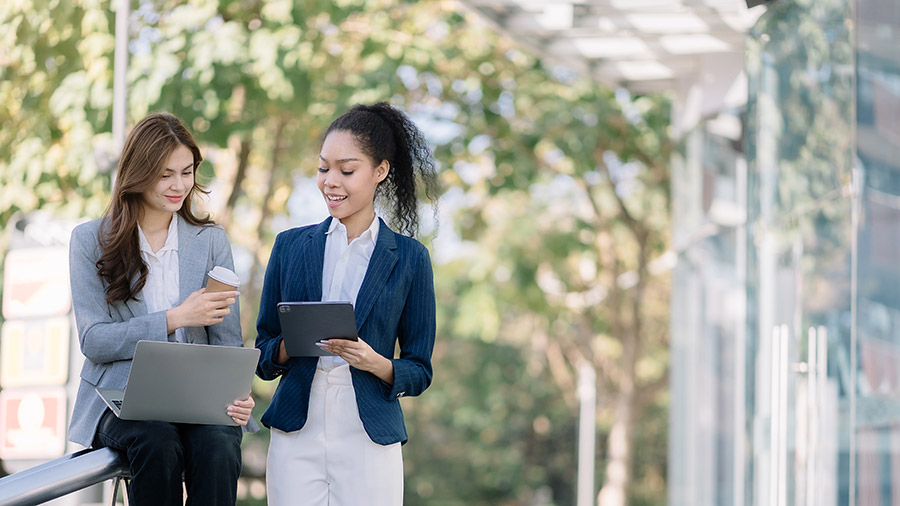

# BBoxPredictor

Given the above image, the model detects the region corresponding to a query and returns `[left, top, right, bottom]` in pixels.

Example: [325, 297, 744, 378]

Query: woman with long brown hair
[67, 112, 254, 506]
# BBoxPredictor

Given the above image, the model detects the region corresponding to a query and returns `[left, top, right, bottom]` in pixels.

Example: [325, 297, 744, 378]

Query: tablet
[277, 301, 359, 357]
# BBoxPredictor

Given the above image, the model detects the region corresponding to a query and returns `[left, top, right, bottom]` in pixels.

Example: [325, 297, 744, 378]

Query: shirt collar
[137, 214, 179, 255]
[326, 215, 380, 246]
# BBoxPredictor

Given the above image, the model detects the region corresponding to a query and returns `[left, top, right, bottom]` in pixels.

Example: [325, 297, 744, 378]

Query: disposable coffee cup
[206, 266, 240, 294]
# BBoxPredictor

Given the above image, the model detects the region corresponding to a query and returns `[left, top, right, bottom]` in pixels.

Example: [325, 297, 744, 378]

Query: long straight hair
[96, 112, 213, 303]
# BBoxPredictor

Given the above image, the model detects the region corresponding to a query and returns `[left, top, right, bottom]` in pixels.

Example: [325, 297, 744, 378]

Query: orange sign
[2, 247, 71, 319]
[0, 318, 70, 387]
[0, 388, 67, 459]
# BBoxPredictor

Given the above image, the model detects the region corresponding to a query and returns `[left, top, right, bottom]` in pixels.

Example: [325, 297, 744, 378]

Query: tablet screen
[277, 301, 358, 357]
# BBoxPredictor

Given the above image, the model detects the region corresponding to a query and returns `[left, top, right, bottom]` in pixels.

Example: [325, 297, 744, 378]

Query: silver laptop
[96, 340, 260, 426]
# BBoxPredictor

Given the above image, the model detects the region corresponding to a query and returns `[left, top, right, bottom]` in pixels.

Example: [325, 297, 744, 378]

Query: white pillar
[113, 0, 129, 154]
[577, 362, 597, 506]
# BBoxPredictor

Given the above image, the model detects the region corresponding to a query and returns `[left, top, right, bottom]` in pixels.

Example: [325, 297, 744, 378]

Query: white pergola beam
[460, 0, 764, 91]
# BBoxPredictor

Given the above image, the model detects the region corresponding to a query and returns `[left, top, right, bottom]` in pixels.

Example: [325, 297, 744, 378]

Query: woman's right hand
[227, 394, 255, 426]
[166, 288, 238, 333]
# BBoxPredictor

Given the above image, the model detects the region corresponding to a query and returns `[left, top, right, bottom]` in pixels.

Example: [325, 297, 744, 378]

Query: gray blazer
[67, 217, 246, 447]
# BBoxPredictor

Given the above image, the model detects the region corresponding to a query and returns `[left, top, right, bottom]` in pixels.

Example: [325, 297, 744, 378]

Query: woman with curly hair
[256, 102, 439, 505]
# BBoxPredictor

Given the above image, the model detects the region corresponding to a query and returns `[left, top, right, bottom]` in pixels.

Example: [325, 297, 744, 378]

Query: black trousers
[93, 410, 243, 506]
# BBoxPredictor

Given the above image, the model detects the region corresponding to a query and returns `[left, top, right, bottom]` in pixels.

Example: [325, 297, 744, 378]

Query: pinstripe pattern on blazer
[255, 217, 436, 445]
[67, 217, 245, 447]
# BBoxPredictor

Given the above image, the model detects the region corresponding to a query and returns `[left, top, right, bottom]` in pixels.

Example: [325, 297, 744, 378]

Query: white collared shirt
[319, 215, 380, 369]
[138, 214, 185, 343]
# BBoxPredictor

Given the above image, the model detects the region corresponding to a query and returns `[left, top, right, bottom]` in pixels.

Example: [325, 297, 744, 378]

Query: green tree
[0, 0, 116, 228]
[407, 11, 673, 503]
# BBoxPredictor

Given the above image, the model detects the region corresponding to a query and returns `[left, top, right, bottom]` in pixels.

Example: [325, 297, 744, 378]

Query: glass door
[855, 0, 900, 503]
[745, 0, 854, 503]
[750, 195, 852, 506]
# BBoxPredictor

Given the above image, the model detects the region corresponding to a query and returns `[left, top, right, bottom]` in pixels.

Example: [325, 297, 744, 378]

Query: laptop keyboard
[112, 399, 123, 409]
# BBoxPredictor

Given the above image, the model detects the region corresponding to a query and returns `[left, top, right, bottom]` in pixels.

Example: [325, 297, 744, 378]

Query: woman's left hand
[318, 337, 394, 383]
[226, 394, 255, 426]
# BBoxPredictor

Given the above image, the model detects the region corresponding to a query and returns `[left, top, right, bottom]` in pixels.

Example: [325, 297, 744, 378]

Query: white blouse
[319, 216, 380, 370]
[137, 214, 184, 343]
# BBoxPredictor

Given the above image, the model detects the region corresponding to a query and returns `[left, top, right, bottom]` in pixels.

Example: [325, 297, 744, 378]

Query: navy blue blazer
[255, 217, 435, 445]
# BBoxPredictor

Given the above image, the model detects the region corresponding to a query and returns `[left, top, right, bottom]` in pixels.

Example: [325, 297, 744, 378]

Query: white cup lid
[208, 266, 240, 288]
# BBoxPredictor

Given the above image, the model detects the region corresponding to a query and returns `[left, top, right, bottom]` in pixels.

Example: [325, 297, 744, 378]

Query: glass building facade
[670, 0, 900, 505]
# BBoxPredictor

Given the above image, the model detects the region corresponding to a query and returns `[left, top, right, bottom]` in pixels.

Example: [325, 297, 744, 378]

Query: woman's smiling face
[316, 130, 388, 232]
[141, 144, 195, 217]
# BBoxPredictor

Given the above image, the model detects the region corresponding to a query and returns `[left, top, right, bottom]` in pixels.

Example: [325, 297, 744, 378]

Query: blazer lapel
[301, 218, 330, 301]
[354, 219, 398, 330]
[178, 218, 206, 305]
[125, 226, 154, 318]
[125, 292, 147, 317]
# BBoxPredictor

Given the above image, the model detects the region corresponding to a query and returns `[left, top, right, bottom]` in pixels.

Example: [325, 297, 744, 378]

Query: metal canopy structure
[460, 0, 766, 95]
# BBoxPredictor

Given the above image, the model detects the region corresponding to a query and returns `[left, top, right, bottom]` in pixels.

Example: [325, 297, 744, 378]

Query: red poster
[0, 388, 67, 460]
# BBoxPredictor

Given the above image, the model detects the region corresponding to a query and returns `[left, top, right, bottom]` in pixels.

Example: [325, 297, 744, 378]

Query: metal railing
[0, 448, 129, 506]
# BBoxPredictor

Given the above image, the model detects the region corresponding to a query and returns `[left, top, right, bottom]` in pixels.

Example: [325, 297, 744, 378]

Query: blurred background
[2, 0, 900, 505]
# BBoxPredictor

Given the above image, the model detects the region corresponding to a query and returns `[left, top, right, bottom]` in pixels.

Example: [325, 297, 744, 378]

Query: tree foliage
[1, 1, 673, 504]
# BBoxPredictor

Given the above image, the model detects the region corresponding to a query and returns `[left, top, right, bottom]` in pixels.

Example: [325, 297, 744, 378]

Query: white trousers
[266, 364, 403, 506]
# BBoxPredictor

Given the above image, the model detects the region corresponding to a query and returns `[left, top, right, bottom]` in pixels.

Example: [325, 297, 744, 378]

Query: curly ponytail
[325, 102, 439, 237]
